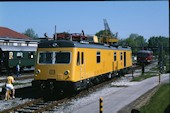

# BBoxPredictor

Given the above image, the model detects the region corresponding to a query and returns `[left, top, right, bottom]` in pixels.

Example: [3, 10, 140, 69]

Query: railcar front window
[137, 53, 148, 57]
[55, 52, 70, 64]
[38, 52, 70, 64]
[39, 52, 52, 64]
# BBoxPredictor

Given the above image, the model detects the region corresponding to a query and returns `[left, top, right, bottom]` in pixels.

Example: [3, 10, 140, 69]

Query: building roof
[0, 45, 37, 51]
[0, 26, 30, 39]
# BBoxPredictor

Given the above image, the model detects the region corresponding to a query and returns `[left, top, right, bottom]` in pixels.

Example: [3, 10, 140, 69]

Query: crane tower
[99, 19, 118, 45]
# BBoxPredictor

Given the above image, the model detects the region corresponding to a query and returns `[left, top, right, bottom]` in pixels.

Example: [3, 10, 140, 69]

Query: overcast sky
[0, 1, 169, 40]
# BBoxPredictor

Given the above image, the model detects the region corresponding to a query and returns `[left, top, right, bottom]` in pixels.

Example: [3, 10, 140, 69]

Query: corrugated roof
[0, 26, 30, 39]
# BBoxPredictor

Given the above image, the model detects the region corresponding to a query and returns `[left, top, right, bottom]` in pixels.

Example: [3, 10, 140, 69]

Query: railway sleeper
[23, 106, 40, 110]
[16, 109, 34, 113]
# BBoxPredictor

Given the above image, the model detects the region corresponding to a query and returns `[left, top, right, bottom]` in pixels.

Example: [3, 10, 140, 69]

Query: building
[0, 26, 38, 46]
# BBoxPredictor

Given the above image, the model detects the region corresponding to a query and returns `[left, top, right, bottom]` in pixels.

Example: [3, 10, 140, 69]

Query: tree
[23, 28, 38, 39]
[95, 30, 106, 37]
[148, 36, 169, 56]
[119, 33, 147, 54]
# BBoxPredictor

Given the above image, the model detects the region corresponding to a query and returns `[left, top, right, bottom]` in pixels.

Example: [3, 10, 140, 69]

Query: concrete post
[99, 97, 103, 113]
[159, 72, 161, 84]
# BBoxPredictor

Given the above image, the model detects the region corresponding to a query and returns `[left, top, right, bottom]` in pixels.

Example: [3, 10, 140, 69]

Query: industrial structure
[98, 19, 119, 45]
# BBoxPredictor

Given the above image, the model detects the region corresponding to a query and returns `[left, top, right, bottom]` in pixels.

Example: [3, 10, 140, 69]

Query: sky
[0, 1, 169, 40]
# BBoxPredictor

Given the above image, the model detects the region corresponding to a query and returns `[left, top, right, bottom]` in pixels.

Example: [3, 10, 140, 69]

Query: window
[9, 43, 13, 46]
[28, 52, 34, 59]
[9, 52, 13, 59]
[120, 52, 123, 60]
[17, 43, 21, 46]
[77, 52, 80, 65]
[39, 52, 52, 64]
[38, 51, 71, 64]
[17, 52, 23, 58]
[114, 52, 116, 61]
[55, 52, 70, 64]
[81, 52, 84, 64]
[97, 51, 100, 63]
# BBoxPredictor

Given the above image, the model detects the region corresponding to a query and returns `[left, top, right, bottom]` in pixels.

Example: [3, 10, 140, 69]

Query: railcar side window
[97, 51, 100, 63]
[120, 52, 123, 60]
[81, 52, 84, 64]
[28, 52, 34, 59]
[55, 52, 70, 64]
[9, 52, 13, 59]
[39, 52, 52, 64]
[114, 52, 116, 61]
[77, 52, 80, 65]
[17, 52, 23, 58]
[137, 53, 148, 57]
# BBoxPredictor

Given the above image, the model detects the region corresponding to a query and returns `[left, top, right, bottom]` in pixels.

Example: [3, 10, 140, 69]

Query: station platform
[73, 74, 169, 113]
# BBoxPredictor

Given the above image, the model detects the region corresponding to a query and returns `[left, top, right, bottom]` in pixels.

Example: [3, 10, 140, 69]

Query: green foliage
[119, 33, 147, 53]
[148, 36, 169, 56]
[23, 28, 39, 39]
[140, 83, 170, 113]
[95, 29, 170, 57]
[131, 72, 157, 82]
[95, 30, 108, 37]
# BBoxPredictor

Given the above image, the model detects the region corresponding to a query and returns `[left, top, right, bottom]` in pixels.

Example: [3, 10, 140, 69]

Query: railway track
[0, 75, 33, 83]
[0, 76, 120, 113]
[0, 61, 157, 112]
[0, 97, 69, 113]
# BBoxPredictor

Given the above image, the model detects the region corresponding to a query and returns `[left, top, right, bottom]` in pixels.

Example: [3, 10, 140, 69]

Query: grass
[150, 66, 159, 71]
[140, 83, 170, 113]
[131, 72, 157, 82]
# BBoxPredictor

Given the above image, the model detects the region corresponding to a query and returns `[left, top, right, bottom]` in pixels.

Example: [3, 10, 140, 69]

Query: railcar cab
[33, 40, 75, 92]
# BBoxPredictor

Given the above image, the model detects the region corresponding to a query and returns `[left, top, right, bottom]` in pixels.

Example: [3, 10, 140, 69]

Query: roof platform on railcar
[38, 40, 131, 51]
[38, 31, 130, 50]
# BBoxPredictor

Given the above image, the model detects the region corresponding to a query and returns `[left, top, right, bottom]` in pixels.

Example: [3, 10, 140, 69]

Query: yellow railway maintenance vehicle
[32, 39, 132, 93]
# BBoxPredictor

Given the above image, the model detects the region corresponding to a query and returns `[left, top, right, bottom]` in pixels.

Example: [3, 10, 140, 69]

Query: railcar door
[80, 52, 85, 79]
[76, 51, 85, 80]
[113, 52, 117, 71]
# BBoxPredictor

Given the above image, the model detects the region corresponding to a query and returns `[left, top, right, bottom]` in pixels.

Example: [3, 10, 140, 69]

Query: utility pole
[158, 44, 163, 74]
[142, 62, 145, 74]
[141, 44, 145, 74]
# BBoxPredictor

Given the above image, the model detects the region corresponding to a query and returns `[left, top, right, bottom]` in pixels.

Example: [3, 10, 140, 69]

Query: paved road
[74, 74, 169, 113]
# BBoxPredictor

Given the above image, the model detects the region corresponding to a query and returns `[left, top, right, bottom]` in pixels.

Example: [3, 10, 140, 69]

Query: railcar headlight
[64, 70, 70, 75]
[35, 69, 41, 74]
